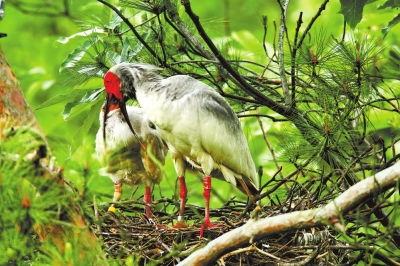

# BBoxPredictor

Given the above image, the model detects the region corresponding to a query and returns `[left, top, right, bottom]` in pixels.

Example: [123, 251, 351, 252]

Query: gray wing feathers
[165, 76, 258, 188]
[199, 91, 259, 188]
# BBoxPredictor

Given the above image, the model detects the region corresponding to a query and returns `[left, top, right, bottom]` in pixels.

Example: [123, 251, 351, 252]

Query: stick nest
[89, 198, 348, 265]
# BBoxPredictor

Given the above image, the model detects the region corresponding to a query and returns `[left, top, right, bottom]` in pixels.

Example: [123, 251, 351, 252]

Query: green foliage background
[1, 0, 398, 203]
[0, 0, 399, 264]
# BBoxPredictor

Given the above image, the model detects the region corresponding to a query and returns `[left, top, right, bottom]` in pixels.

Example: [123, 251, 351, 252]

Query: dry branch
[178, 162, 400, 266]
[277, 0, 291, 105]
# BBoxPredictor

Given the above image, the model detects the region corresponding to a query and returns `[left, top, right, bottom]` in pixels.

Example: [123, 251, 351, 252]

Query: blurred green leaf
[382, 45, 400, 79]
[339, 0, 369, 28]
[382, 13, 400, 36]
[34, 89, 89, 110]
[72, 99, 103, 141]
[59, 37, 100, 71]
[57, 28, 105, 44]
[63, 88, 103, 119]
[378, 0, 400, 9]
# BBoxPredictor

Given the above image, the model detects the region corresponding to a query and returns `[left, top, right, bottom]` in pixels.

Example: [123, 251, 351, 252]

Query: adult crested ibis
[95, 95, 167, 222]
[103, 62, 259, 233]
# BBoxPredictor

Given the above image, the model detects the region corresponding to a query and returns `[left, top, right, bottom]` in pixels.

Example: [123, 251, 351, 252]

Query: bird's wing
[197, 90, 258, 188]
[125, 107, 167, 184]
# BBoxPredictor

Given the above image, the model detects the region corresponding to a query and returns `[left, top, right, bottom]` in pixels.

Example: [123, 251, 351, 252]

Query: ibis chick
[95, 97, 166, 222]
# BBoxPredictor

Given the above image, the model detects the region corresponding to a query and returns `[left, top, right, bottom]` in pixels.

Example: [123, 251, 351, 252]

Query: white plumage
[105, 63, 259, 231]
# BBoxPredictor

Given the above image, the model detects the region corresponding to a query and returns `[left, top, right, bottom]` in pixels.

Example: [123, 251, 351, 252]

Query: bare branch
[277, 0, 291, 105]
[296, 0, 330, 50]
[237, 113, 287, 122]
[180, 0, 291, 115]
[291, 11, 303, 106]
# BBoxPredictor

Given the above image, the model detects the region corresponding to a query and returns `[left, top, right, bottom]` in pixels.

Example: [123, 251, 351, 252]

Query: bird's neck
[133, 73, 162, 93]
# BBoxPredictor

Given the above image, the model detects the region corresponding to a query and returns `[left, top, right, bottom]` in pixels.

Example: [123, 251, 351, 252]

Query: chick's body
[95, 105, 166, 212]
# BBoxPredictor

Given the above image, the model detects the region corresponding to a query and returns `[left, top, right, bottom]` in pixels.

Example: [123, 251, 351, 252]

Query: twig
[290, 12, 303, 107]
[237, 113, 287, 122]
[257, 117, 285, 179]
[277, 0, 291, 105]
[97, 0, 164, 65]
[259, 16, 274, 78]
[219, 245, 285, 263]
[283, 242, 325, 266]
[341, 20, 347, 42]
[296, 0, 330, 50]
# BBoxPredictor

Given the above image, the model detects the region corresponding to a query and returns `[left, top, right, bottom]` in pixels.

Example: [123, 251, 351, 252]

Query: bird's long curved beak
[103, 93, 143, 148]
[103, 93, 111, 145]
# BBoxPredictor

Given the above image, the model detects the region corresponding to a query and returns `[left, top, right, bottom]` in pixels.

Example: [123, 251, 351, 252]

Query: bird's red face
[102, 70, 141, 147]
[104, 71, 122, 100]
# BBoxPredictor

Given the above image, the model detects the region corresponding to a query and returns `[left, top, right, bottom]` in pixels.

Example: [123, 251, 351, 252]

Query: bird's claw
[199, 221, 224, 238]
[172, 221, 189, 229]
[108, 206, 117, 213]
[146, 217, 168, 229]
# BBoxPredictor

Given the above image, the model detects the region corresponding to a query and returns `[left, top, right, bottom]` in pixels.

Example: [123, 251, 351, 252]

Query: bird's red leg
[200, 175, 222, 237]
[173, 176, 188, 228]
[203, 176, 213, 226]
[144, 186, 153, 219]
[144, 186, 167, 229]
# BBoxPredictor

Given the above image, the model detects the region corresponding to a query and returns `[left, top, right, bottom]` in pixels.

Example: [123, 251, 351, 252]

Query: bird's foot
[108, 206, 117, 213]
[199, 220, 224, 238]
[172, 221, 189, 229]
[147, 218, 168, 229]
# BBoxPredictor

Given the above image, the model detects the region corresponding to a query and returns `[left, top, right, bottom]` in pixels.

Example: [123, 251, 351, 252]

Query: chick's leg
[172, 156, 189, 228]
[144, 186, 153, 219]
[108, 181, 122, 212]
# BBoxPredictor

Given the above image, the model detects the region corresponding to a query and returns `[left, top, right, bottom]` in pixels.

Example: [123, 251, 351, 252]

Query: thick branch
[180, 0, 291, 115]
[178, 162, 400, 266]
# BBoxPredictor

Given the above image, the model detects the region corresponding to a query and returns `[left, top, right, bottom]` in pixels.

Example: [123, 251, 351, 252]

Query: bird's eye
[148, 121, 156, 130]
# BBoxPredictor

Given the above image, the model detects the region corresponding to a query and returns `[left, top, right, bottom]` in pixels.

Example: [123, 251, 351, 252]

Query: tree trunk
[0, 50, 98, 256]
[0, 50, 41, 135]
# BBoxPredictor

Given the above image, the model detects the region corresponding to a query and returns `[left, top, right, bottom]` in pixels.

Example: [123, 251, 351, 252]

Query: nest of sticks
[89, 197, 351, 265]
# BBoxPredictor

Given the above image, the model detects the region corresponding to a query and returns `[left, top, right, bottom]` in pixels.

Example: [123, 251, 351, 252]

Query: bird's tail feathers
[220, 165, 259, 197]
